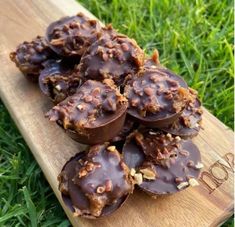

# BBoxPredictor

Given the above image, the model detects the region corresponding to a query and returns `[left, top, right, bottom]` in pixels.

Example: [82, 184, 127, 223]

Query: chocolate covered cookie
[125, 66, 189, 127]
[46, 13, 102, 57]
[78, 33, 145, 87]
[58, 144, 134, 218]
[9, 36, 54, 82]
[46, 80, 128, 144]
[123, 130, 202, 195]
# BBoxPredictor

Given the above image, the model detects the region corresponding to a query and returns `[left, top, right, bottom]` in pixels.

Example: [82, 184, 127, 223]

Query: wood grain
[0, 0, 233, 226]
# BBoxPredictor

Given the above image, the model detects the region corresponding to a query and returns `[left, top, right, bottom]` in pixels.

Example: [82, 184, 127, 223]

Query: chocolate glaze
[46, 80, 128, 144]
[161, 88, 203, 138]
[46, 13, 102, 57]
[39, 59, 81, 103]
[78, 33, 145, 87]
[123, 132, 202, 195]
[9, 36, 54, 82]
[58, 145, 133, 218]
[125, 66, 189, 127]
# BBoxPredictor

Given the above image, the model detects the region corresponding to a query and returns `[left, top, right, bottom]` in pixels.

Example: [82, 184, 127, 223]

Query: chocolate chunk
[161, 88, 203, 138]
[39, 59, 81, 103]
[9, 36, 54, 82]
[46, 13, 102, 57]
[78, 33, 144, 87]
[46, 80, 128, 144]
[123, 134, 202, 195]
[58, 144, 133, 218]
[125, 65, 189, 127]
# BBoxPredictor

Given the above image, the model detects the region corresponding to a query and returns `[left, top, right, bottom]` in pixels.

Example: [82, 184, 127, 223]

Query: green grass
[0, 0, 233, 226]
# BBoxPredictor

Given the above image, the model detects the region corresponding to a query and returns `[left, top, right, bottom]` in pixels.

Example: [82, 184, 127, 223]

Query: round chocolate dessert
[46, 13, 102, 57]
[58, 144, 134, 218]
[9, 36, 54, 82]
[123, 129, 202, 196]
[124, 66, 189, 127]
[161, 88, 203, 138]
[46, 79, 128, 144]
[39, 59, 81, 103]
[78, 33, 145, 87]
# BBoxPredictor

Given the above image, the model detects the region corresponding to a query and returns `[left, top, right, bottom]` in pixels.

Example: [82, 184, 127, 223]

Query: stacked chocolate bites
[10, 13, 203, 218]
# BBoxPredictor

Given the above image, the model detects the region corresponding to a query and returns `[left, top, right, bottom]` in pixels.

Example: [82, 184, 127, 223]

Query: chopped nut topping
[107, 146, 116, 152]
[148, 131, 157, 135]
[134, 173, 143, 185]
[144, 87, 154, 96]
[179, 149, 189, 157]
[96, 186, 106, 194]
[187, 160, 194, 167]
[139, 168, 156, 180]
[105, 180, 113, 192]
[175, 177, 184, 183]
[73, 206, 81, 217]
[78, 169, 87, 178]
[166, 133, 172, 139]
[76, 104, 84, 111]
[176, 181, 189, 190]
[175, 136, 181, 142]
[189, 178, 199, 187]
[85, 162, 94, 172]
[195, 162, 204, 169]
[55, 84, 62, 91]
[130, 168, 136, 176]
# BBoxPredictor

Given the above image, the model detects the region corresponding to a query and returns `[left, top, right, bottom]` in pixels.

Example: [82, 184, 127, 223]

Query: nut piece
[189, 178, 199, 187]
[78, 169, 87, 178]
[175, 136, 181, 142]
[130, 168, 136, 176]
[176, 181, 189, 190]
[107, 146, 116, 152]
[139, 168, 156, 180]
[73, 206, 82, 217]
[55, 84, 62, 91]
[134, 173, 143, 185]
[195, 162, 204, 169]
[96, 186, 106, 194]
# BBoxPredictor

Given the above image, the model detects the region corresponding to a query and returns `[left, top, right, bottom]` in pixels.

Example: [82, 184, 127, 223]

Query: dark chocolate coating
[123, 135, 202, 195]
[46, 13, 102, 57]
[9, 36, 54, 82]
[161, 90, 203, 138]
[58, 145, 133, 218]
[125, 66, 189, 127]
[39, 59, 81, 103]
[78, 33, 145, 87]
[46, 80, 128, 144]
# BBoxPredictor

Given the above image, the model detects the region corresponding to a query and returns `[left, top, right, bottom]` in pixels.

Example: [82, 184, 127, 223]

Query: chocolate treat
[125, 66, 189, 127]
[39, 59, 81, 103]
[46, 13, 102, 57]
[58, 144, 134, 218]
[46, 80, 128, 144]
[123, 130, 202, 195]
[78, 33, 145, 87]
[161, 88, 203, 138]
[9, 36, 54, 82]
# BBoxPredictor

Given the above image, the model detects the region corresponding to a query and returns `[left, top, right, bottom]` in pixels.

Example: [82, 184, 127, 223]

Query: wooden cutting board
[0, 0, 233, 226]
